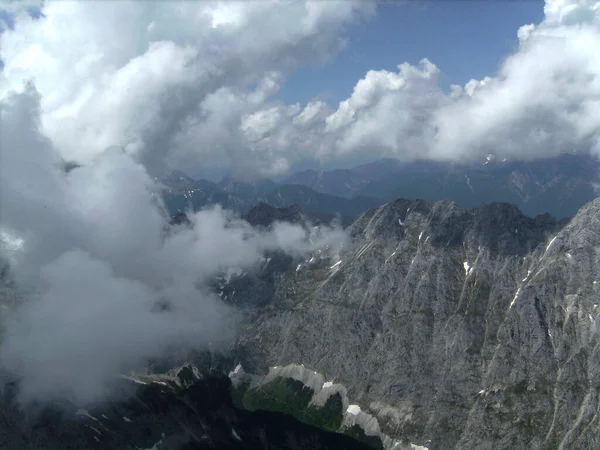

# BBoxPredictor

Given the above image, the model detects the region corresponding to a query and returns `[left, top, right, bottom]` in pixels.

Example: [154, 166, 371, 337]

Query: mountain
[281, 160, 449, 199]
[5, 196, 600, 449]
[283, 169, 370, 199]
[263, 185, 382, 226]
[351, 159, 449, 183]
[0, 365, 372, 450]
[160, 172, 384, 226]
[225, 197, 600, 449]
[217, 176, 278, 199]
[357, 153, 599, 220]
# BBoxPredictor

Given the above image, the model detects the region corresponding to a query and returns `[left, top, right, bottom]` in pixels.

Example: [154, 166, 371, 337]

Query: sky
[0, 0, 599, 405]
[277, 1, 546, 105]
[1, 0, 599, 179]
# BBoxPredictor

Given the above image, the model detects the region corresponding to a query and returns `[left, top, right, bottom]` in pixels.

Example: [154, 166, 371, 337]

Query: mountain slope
[357, 154, 599, 219]
[160, 173, 382, 225]
[0, 367, 373, 450]
[283, 169, 370, 199]
[231, 197, 600, 449]
[263, 184, 382, 225]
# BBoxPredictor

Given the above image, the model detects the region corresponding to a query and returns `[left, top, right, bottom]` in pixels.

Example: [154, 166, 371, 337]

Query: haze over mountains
[162, 152, 600, 223]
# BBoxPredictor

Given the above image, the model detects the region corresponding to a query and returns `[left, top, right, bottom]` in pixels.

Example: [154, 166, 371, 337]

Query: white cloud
[0, 0, 374, 175]
[0, 86, 346, 405]
[299, 0, 600, 165]
[211, 0, 600, 169]
[1, 0, 599, 175]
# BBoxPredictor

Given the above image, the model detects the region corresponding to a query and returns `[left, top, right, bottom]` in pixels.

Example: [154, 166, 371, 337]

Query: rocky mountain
[5, 194, 600, 449]
[225, 197, 600, 449]
[357, 153, 599, 220]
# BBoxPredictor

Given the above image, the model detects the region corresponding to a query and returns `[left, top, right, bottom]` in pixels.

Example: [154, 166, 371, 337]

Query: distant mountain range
[160, 171, 382, 226]
[161, 153, 599, 223]
[356, 153, 600, 220]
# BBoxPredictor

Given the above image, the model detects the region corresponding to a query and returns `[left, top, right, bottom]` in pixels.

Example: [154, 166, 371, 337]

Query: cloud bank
[2, 0, 598, 177]
[0, 86, 346, 406]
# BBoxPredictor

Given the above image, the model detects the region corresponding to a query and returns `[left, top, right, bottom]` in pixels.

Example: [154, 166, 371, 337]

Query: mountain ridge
[229, 196, 600, 449]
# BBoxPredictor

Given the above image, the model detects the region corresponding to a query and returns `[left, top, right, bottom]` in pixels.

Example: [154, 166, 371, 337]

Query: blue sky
[277, 0, 545, 105]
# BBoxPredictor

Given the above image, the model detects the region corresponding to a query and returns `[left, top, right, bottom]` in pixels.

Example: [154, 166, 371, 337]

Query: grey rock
[233, 198, 600, 449]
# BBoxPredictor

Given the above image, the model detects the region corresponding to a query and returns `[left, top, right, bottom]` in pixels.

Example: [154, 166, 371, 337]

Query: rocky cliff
[231, 198, 600, 449]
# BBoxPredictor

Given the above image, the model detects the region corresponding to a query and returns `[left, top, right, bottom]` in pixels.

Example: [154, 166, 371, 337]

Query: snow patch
[232, 428, 242, 441]
[418, 231, 423, 240]
[398, 219, 404, 227]
[76, 409, 99, 422]
[385, 251, 396, 264]
[86, 425, 102, 435]
[463, 261, 473, 276]
[509, 287, 522, 309]
[123, 416, 132, 423]
[545, 235, 558, 254]
[347, 404, 361, 415]
[329, 260, 341, 269]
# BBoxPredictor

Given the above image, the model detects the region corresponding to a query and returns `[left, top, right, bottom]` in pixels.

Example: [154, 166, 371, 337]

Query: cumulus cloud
[200, 0, 600, 169]
[0, 86, 346, 405]
[0, 0, 375, 176]
[323, 0, 600, 163]
[2, 0, 599, 176]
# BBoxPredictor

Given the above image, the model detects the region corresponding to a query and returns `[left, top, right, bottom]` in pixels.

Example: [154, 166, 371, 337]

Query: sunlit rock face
[232, 197, 600, 450]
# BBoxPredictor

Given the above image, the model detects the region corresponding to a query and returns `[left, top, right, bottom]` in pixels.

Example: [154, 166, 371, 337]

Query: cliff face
[232, 198, 600, 449]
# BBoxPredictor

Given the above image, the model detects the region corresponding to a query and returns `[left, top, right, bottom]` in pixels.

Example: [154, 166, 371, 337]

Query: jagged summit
[350, 197, 564, 256]
[232, 196, 600, 449]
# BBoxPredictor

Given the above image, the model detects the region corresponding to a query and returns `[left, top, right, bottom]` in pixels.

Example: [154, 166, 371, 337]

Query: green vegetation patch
[241, 377, 344, 432]
[342, 424, 384, 450]
[242, 377, 314, 416]
[303, 393, 344, 432]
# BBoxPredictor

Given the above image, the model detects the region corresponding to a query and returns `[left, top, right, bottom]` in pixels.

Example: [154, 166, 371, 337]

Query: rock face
[232, 198, 600, 449]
